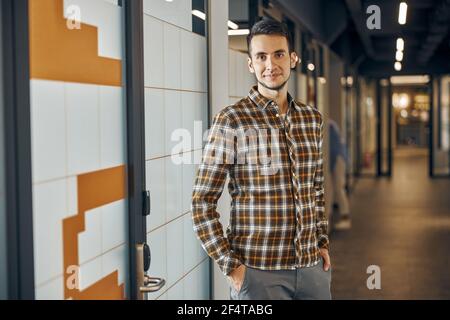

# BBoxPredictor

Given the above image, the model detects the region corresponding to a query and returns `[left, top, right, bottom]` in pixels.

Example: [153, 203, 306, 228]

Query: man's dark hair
[246, 18, 293, 56]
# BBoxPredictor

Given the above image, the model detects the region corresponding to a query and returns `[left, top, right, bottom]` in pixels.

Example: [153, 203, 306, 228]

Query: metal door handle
[140, 275, 166, 293]
[136, 243, 166, 299]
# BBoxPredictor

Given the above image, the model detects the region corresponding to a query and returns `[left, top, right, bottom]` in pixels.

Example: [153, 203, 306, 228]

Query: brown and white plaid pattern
[192, 86, 329, 276]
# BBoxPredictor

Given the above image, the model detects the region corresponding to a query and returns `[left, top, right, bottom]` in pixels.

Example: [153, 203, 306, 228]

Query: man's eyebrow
[254, 49, 286, 56]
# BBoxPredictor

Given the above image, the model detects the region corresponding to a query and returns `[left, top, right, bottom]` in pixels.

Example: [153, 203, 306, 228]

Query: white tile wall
[167, 279, 184, 300]
[181, 31, 207, 92]
[165, 157, 183, 222]
[63, 0, 123, 59]
[228, 50, 237, 97]
[146, 226, 167, 300]
[164, 90, 182, 156]
[33, 179, 68, 285]
[228, 49, 254, 98]
[66, 83, 101, 176]
[145, 88, 165, 159]
[99, 86, 126, 168]
[35, 276, 64, 300]
[164, 23, 181, 89]
[143, 0, 192, 31]
[67, 176, 78, 216]
[181, 91, 208, 149]
[144, 16, 164, 88]
[30, 80, 66, 183]
[101, 244, 128, 295]
[183, 213, 199, 273]
[101, 200, 127, 252]
[146, 158, 166, 231]
[181, 152, 198, 213]
[142, 1, 210, 301]
[78, 256, 103, 291]
[78, 207, 102, 265]
[183, 259, 209, 299]
[166, 216, 184, 287]
[156, 292, 168, 300]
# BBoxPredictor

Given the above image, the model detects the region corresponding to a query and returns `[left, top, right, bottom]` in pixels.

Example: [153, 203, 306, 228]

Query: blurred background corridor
[1, 0, 449, 300]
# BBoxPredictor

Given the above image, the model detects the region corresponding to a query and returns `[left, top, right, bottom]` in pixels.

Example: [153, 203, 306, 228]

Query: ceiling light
[347, 76, 354, 86]
[228, 29, 250, 36]
[319, 77, 327, 84]
[398, 2, 408, 25]
[307, 63, 315, 71]
[192, 10, 205, 20]
[396, 50, 403, 61]
[390, 75, 430, 85]
[394, 61, 402, 71]
[228, 20, 239, 30]
[396, 38, 404, 51]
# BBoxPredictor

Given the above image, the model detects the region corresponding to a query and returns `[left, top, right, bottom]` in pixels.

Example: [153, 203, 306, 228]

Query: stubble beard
[256, 70, 291, 92]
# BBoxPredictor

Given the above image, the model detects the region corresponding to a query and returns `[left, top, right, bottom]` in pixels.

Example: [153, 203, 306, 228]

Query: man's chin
[259, 80, 287, 91]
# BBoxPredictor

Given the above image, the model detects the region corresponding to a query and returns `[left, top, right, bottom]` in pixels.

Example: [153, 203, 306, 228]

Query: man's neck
[257, 84, 289, 114]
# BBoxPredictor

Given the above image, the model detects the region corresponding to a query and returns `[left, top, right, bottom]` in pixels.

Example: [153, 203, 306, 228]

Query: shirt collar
[248, 85, 297, 111]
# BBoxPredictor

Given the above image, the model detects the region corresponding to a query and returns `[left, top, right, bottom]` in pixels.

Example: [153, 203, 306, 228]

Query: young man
[192, 18, 331, 300]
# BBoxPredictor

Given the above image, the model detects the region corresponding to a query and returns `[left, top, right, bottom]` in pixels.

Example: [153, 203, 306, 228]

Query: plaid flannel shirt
[192, 86, 329, 276]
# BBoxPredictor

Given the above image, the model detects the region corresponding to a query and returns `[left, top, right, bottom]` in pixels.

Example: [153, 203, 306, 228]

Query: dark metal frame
[204, 0, 213, 300]
[429, 76, 434, 177]
[1, 0, 35, 299]
[387, 80, 393, 176]
[124, 0, 147, 300]
[437, 76, 442, 150]
[355, 77, 361, 177]
[376, 79, 393, 177]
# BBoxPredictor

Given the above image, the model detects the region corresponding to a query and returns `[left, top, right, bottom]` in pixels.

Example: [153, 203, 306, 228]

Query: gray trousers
[230, 258, 332, 300]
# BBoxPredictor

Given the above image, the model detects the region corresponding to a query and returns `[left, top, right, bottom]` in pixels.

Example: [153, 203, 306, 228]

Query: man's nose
[265, 55, 274, 70]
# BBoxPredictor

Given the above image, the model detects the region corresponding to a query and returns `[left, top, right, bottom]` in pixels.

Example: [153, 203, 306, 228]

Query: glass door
[28, 0, 148, 300]
[430, 75, 450, 177]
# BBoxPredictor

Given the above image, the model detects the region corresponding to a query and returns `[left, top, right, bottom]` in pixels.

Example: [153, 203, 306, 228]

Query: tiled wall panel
[144, 1, 209, 300]
[30, 0, 128, 299]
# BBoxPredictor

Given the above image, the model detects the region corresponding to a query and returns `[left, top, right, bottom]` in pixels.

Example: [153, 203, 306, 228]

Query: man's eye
[276, 53, 285, 58]
[257, 55, 265, 60]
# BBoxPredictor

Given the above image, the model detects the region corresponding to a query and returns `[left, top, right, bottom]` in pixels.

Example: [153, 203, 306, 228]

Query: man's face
[248, 34, 298, 91]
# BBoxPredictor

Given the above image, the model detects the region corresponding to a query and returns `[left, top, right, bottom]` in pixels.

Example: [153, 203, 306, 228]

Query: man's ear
[290, 52, 299, 69]
[247, 56, 255, 74]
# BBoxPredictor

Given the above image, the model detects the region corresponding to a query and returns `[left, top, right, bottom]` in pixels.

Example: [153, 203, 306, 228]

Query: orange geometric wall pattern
[29, 0, 122, 86]
[63, 165, 127, 300]
[29, 0, 127, 299]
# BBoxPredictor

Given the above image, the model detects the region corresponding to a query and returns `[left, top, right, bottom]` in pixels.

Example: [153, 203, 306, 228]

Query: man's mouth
[264, 74, 281, 80]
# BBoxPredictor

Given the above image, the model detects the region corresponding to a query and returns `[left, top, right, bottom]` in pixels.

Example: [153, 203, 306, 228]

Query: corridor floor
[330, 147, 450, 299]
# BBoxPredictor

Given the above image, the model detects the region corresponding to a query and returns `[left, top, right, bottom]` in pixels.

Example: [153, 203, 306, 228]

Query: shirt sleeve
[191, 112, 242, 276]
[315, 115, 330, 250]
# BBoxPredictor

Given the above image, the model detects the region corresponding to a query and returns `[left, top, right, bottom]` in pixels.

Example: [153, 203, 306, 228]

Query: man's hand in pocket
[228, 264, 246, 292]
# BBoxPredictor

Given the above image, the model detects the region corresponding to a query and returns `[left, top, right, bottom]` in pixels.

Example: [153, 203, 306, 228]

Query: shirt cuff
[318, 235, 330, 251]
[218, 252, 242, 276]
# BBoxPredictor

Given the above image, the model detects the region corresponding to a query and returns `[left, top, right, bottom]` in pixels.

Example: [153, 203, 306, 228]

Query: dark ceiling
[275, 0, 450, 76]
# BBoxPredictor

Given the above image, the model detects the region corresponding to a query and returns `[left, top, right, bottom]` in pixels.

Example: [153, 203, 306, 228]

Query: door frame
[376, 78, 393, 177]
[1, 0, 35, 300]
[124, 0, 148, 300]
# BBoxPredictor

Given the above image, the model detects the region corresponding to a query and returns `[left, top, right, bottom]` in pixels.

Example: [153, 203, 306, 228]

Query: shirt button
[295, 194, 299, 200]
[276, 114, 280, 118]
